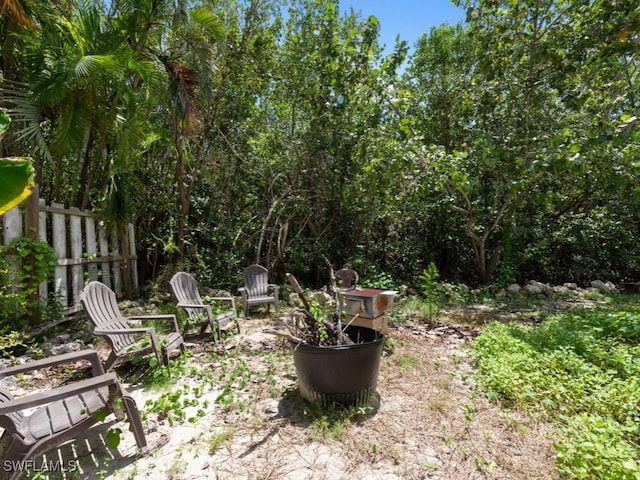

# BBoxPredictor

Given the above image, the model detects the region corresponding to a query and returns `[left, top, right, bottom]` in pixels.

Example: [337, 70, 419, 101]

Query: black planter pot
[289, 325, 384, 406]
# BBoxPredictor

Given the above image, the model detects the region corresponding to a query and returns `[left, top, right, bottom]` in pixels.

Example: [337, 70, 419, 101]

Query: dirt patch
[13, 313, 560, 480]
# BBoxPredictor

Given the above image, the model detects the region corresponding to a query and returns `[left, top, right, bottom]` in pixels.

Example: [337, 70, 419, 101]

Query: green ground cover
[471, 299, 640, 479]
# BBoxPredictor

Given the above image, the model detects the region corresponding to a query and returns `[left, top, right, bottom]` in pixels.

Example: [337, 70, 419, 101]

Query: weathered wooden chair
[79, 281, 185, 370]
[335, 268, 359, 290]
[238, 264, 280, 318]
[169, 272, 240, 340]
[0, 350, 147, 480]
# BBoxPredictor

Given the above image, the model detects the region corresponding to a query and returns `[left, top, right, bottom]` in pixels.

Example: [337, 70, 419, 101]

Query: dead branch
[284, 272, 350, 346]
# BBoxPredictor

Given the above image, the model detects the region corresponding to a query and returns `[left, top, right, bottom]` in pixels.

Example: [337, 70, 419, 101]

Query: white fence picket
[69, 207, 83, 310]
[51, 202, 68, 309]
[0, 196, 138, 316]
[38, 198, 48, 300]
[2, 207, 21, 245]
[85, 216, 98, 282]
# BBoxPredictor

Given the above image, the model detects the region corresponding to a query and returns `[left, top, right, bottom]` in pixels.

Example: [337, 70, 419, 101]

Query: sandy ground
[6, 313, 560, 480]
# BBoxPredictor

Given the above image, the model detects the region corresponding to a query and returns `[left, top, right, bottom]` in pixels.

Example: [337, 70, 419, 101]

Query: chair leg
[122, 394, 148, 453]
[160, 346, 170, 366]
[1, 438, 28, 480]
[108, 384, 126, 421]
[104, 351, 118, 371]
[234, 313, 241, 334]
[199, 323, 208, 336]
[243, 302, 249, 319]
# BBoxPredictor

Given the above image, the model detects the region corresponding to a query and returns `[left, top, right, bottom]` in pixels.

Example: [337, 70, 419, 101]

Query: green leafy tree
[402, 0, 640, 284]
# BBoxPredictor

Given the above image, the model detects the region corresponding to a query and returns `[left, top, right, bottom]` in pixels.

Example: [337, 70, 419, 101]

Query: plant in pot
[268, 265, 385, 408]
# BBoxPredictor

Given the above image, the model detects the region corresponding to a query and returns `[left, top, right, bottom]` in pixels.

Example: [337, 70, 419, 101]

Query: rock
[149, 294, 164, 304]
[0, 376, 17, 389]
[43, 339, 85, 356]
[288, 292, 302, 307]
[552, 285, 571, 295]
[590, 280, 618, 294]
[523, 280, 552, 295]
[313, 291, 332, 306]
[524, 283, 543, 294]
[563, 282, 578, 290]
[507, 283, 521, 293]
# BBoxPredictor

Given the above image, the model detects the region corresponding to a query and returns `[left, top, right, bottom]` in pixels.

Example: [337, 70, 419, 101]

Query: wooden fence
[1, 187, 138, 316]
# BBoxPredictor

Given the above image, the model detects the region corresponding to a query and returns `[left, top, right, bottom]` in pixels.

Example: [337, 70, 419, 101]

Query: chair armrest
[127, 314, 176, 322]
[177, 302, 206, 309]
[208, 297, 235, 302]
[0, 350, 105, 379]
[127, 314, 180, 333]
[238, 287, 248, 302]
[0, 373, 120, 415]
[210, 297, 237, 316]
[209, 297, 237, 309]
[94, 327, 155, 336]
[95, 328, 161, 356]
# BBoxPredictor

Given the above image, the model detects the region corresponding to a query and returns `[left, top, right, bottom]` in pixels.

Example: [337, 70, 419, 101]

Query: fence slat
[51, 202, 68, 308]
[98, 224, 111, 289]
[85, 216, 98, 282]
[3, 206, 22, 245]
[1, 193, 138, 316]
[111, 229, 122, 294]
[38, 199, 48, 300]
[69, 207, 83, 307]
[128, 223, 139, 291]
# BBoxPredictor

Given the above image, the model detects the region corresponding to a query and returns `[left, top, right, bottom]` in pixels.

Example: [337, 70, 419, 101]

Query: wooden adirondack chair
[169, 272, 240, 340]
[238, 264, 280, 318]
[79, 281, 185, 370]
[335, 268, 359, 290]
[0, 350, 147, 480]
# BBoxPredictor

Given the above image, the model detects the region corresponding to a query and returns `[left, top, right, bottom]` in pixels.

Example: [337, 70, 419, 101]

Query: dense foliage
[1, 0, 638, 289]
[471, 303, 640, 479]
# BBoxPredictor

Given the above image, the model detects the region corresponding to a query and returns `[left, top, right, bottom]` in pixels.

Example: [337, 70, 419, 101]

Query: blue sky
[340, 0, 466, 55]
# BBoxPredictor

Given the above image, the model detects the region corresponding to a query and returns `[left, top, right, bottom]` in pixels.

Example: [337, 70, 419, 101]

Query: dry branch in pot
[265, 265, 363, 347]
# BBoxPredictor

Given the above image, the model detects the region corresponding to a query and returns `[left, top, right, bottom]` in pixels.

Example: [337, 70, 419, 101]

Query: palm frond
[75, 54, 126, 78]
[0, 0, 37, 27]
[190, 6, 226, 45]
[0, 85, 52, 163]
[51, 99, 91, 155]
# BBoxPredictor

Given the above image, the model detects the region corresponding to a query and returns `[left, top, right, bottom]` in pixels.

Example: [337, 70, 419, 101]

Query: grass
[208, 428, 234, 454]
[470, 299, 640, 479]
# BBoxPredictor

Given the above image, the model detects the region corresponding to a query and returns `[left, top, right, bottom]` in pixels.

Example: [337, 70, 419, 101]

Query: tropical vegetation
[0, 0, 636, 289]
[1, 1, 639, 478]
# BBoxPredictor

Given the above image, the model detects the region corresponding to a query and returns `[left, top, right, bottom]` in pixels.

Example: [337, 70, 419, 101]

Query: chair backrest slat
[79, 282, 136, 350]
[243, 265, 269, 297]
[170, 272, 206, 323]
[0, 388, 24, 438]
